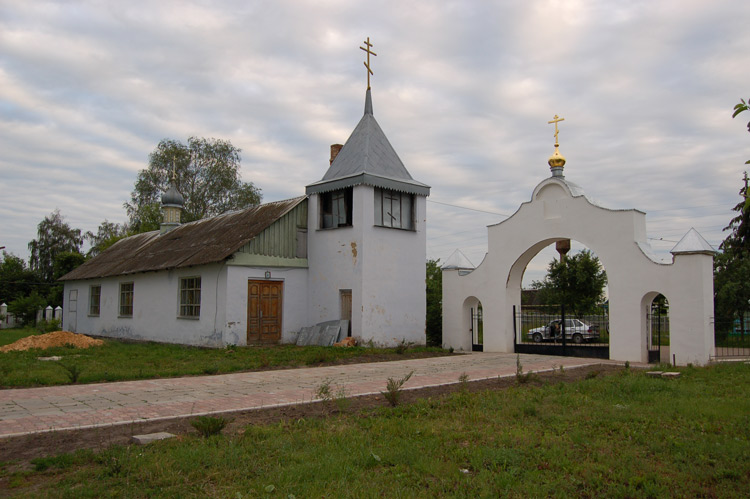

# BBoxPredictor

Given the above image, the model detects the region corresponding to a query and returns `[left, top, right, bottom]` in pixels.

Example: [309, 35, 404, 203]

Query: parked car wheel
[572, 333, 583, 344]
[532, 332, 543, 343]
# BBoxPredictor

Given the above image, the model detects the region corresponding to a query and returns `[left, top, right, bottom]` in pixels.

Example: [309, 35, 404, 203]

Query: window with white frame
[179, 276, 201, 318]
[119, 282, 134, 317]
[89, 285, 101, 316]
[374, 188, 414, 229]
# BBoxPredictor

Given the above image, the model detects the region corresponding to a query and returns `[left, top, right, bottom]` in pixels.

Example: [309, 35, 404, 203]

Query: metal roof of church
[60, 196, 306, 281]
[670, 227, 716, 255]
[441, 249, 476, 270]
[306, 89, 430, 196]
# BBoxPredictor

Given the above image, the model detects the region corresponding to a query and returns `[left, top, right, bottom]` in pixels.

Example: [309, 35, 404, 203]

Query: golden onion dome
[548, 146, 566, 169]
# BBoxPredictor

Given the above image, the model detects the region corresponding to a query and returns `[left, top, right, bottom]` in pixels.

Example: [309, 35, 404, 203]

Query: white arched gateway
[442, 135, 715, 366]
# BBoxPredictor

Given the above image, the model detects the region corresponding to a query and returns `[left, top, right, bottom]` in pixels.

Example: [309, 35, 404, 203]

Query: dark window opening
[89, 285, 101, 316]
[320, 188, 353, 228]
[375, 188, 414, 230]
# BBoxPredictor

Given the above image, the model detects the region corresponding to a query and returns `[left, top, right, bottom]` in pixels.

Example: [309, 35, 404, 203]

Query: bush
[59, 363, 82, 383]
[381, 371, 414, 407]
[191, 416, 229, 437]
[8, 292, 45, 326]
[37, 318, 61, 334]
[515, 354, 535, 384]
[394, 339, 412, 354]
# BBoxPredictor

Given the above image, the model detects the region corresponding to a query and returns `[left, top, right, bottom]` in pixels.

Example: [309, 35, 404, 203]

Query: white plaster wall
[361, 189, 427, 346]
[667, 254, 716, 365]
[443, 176, 714, 365]
[224, 265, 309, 345]
[307, 186, 427, 346]
[306, 188, 365, 336]
[63, 263, 228, 346]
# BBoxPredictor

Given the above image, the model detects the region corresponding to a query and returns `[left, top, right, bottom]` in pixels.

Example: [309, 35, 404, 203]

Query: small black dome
[161, 182, 184, 206]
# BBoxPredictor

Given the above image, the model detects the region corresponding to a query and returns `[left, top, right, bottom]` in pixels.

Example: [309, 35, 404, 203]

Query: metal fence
[646, 306, 670, 363]
[514, 305, 610, 359]
[713, 319, 750, 359]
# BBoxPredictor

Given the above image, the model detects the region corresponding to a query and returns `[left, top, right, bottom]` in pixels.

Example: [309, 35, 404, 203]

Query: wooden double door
[247, 280, 283, 345]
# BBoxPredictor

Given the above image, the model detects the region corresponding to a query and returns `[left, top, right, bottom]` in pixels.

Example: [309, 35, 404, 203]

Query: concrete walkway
[0, 353, 618, 438]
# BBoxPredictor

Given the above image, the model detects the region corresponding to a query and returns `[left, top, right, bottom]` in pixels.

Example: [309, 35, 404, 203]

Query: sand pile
[0, 331, 104, 353]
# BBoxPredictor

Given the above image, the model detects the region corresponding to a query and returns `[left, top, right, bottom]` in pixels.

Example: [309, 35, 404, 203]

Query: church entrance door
[247, 280, 283, 344]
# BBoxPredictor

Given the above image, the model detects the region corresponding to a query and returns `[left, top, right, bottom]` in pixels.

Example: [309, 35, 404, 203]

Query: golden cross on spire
[171, 156, 177, 182]
[360, 37, 377, 89]
[548, 114, 565, 146]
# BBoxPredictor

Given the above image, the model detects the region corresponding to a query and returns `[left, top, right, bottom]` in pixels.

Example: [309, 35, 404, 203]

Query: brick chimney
[330, 144, 343, 165]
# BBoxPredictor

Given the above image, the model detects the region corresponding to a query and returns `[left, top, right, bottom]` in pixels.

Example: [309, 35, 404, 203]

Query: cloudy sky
[1, 0, 748, 285]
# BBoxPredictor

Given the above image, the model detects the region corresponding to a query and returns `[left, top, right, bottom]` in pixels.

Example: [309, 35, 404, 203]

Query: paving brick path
[0, 353, 618, 438]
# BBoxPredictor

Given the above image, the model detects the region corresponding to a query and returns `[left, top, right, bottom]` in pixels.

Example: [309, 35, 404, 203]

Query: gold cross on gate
[360, 37, 377, 89]
[548, 114, 565, 145]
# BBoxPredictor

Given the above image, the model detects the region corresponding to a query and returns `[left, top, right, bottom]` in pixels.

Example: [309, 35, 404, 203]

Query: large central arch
[442, 175, 715, 366]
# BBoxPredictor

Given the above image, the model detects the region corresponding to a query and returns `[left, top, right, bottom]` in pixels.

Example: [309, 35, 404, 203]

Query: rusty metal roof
[61, 197, 307, 281]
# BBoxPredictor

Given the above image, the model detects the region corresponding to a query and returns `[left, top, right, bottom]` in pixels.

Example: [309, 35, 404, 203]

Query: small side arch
[462, 296, 484, 351]
[641, 291, 670, 363]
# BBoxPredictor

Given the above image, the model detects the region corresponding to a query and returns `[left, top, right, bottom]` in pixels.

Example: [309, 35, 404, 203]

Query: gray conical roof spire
[364, 87, 373, 115]
[670, 228, 715, 255]
[307, 89, 429, 196]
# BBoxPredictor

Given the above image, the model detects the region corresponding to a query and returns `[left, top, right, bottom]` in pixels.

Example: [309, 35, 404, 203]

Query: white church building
[61, 88, 430, 348]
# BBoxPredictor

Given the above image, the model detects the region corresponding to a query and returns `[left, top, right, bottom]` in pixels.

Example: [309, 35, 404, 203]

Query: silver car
[528, 319, 599, 344]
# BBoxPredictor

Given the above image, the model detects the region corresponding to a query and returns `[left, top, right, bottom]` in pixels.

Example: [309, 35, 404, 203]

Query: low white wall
[307, 187, 427, 347]
[361, 190, 427, 346]
[306, 189, 364, 337]
[63, 263, 228, 347]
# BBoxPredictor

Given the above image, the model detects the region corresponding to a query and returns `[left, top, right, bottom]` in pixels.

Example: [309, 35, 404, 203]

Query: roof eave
[306, 172, 430, 196]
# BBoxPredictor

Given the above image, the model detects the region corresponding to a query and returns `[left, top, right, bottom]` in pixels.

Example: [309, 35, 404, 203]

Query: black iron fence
[514, 305, 609, 359]
[713, 319, 750, 359]
[646, 307, 670, 363]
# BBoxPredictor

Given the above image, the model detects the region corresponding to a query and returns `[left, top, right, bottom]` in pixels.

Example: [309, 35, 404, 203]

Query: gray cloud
[1, 0, 748, 286]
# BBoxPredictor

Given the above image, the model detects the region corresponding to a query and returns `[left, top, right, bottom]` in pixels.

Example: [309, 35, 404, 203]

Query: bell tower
[305, 38, 431, 346]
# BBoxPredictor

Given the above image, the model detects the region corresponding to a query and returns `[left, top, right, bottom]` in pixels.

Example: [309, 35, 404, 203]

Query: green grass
[3, 362, 749, 497]
[0, 327, 42, 347]
[0, 327, 448, 388]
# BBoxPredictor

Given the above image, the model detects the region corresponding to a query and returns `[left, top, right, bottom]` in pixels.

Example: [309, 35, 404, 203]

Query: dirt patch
[0, 363, 622, 469]
[0, 331, 104, 353]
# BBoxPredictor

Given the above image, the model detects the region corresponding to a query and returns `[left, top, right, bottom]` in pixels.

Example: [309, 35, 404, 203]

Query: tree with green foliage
[426, 258, 443, 347]
[531, 249, 608, 318]
[0, 252, 42, 305]
[714, 252, 750, 333]
[85, 220, 128, 257]
[125, 137, 262, 232]
[28, 210, 84, 283]
[8, 290, 46, 326]
[733, 97, 750, 133]
[45, 251, 87, 306]
[713, 98, 750, 334]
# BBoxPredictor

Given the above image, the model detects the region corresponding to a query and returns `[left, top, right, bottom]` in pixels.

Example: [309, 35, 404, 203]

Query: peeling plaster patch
[201, 329, 224, 347]
[351, 241, 358, 265]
